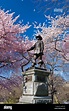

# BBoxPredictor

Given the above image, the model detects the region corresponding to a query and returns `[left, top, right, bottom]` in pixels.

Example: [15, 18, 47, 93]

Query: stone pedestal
[19, 67, 52, 104]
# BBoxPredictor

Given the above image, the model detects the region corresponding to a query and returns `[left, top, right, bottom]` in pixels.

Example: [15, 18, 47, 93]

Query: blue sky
[0, 0, 68, 39]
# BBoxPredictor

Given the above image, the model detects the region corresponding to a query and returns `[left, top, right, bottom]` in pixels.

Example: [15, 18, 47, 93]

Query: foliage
[4, 97, 17, 104]
[0, 9, 35, 70]
[33, 14, 69, 58]
[0, 9, 35, 97]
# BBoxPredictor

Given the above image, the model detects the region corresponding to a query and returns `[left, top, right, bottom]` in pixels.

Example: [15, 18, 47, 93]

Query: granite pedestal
[19, 67, 52, 104]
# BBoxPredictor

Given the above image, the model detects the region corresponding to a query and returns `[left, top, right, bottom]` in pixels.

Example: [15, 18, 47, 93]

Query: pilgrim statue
[27, 35, 44, 67]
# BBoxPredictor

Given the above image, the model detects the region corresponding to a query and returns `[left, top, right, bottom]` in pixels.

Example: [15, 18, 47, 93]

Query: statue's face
[37, 37, 40, 40]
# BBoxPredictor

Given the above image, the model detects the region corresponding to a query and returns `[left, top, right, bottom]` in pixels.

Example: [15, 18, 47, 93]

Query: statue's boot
[38, 60, 47, 70]
[31, 59, 36, 67]
[38, 60, 43, 67]
[31, 62, 36, 67]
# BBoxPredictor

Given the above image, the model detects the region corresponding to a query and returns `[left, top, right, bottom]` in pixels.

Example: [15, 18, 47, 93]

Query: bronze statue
[27, 35, 44, 67]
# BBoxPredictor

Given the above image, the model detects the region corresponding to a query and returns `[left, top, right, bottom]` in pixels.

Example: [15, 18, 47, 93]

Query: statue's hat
[36, 35, 42, 40]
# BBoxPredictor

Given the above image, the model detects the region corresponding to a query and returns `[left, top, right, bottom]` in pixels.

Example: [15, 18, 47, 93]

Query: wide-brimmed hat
[36, 35, 42, 40]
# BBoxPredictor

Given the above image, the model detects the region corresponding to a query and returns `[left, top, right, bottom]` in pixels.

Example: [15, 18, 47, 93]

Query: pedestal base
[18, 67, 52, 104]
[19, 95, 52, 104]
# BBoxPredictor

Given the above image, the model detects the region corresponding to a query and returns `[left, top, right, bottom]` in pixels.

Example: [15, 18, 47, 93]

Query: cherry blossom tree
[62, 35, 69, 60]
[0, 9, 36, 70]
[33, 15, 69, 61]
[0, 9, 35, 95]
